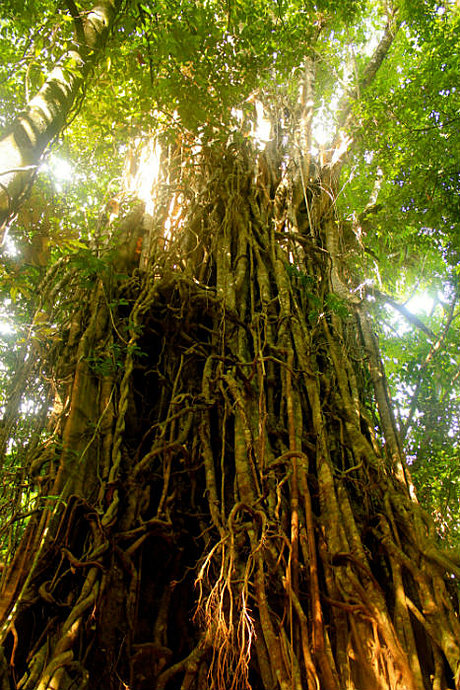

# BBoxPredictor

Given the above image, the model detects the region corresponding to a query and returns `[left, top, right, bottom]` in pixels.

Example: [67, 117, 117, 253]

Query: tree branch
[0, 0, 122, 236]
[333, 18, 400, 147]
[63, 0, 87, 49]
[373, 289, 437, 340]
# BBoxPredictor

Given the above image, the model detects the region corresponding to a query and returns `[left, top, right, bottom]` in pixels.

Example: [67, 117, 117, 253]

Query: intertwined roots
[0, 143, 459, 690]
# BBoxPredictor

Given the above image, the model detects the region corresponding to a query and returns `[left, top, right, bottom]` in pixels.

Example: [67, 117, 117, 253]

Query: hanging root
[195, 524, 256, 690]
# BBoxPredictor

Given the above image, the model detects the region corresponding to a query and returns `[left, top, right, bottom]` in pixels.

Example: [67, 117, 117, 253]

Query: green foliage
[86, 342, 124, 376]
[325, 293, 349, 319]
[334, 1, 460, 547]
[378, 294, 460, 545]
[0, 3, 75, 124]
[413, 450, 460, 548]
[345, 3, 460, 291]
[85, 338, 147, 377]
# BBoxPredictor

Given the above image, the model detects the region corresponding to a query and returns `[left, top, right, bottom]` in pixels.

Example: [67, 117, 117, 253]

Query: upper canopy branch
[63, 0, 87, 50]
[0, 0, 122, 240]
[332, 16, 400, 150]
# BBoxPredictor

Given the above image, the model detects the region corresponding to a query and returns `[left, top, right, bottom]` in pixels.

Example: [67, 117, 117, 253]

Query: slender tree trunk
[0, 138, 458, 690]
[0, 0, 122, 235]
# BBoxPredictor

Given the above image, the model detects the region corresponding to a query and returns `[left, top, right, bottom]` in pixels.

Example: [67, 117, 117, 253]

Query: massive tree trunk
[0, 0, 121, 235]
[0, 133, 459, 690]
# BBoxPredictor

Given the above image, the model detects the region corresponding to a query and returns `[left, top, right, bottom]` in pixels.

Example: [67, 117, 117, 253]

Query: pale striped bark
[0, 1, 121, 235]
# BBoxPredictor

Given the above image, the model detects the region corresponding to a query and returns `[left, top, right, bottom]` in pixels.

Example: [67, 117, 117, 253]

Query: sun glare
[123, 139, 162, 215]
[0, 320, 14, 336]
[405, 293, 434, 315]
[45, 156, 73, 192]
[387, 291, 435, 336]
[251, 101, 272, 148]
[50, 157, 73, 180]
